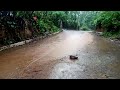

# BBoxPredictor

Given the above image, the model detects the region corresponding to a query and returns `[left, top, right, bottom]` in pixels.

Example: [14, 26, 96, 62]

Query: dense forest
[0, 11, 120, 46]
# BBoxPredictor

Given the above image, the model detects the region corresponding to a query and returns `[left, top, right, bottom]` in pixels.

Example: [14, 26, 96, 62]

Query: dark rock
[69, 55, 78, 60]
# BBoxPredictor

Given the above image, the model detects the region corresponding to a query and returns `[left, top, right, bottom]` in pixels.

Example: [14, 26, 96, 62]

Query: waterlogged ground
[0, 30, 120, 79]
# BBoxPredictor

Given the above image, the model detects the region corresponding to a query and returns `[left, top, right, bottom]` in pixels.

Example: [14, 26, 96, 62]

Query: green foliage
[103, 31, 120, 39]
[94, 11, 120, 32]
[80, 25, 89, 31]
[1, 11, 120, 46]
[0, 11, 62, 46]
[94, 11, 120, 39]
[51, 25, 59, 33]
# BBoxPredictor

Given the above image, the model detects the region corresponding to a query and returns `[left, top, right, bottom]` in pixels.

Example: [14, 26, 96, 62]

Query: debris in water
[69, 55, 78, 60]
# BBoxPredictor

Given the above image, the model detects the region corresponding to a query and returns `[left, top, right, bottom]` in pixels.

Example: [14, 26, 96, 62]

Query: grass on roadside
[103, 31, 120, 39]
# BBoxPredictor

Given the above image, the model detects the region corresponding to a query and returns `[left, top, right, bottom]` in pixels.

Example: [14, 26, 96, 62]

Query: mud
[0, 30, 120, 79]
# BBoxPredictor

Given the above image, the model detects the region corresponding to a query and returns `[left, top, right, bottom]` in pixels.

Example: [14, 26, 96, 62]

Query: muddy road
[0, 30, 120, 79]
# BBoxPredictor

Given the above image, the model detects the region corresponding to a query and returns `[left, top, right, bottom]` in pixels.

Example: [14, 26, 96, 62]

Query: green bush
[80, 26, 89, 31]
[103, 30, 120, 39]
[95, 11, 120, 33]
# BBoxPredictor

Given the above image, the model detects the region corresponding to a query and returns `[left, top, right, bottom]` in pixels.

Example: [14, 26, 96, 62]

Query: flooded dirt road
[0, 30, 120, 79]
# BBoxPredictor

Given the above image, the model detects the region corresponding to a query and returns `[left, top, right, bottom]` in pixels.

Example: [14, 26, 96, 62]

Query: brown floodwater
[0, 30, 120, 79]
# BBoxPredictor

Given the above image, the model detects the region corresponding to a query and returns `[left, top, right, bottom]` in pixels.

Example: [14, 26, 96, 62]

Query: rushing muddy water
[0, 30, 120, 79]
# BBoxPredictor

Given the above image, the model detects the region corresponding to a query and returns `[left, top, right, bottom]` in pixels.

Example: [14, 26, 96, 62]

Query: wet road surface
[0, 30, 120, 79]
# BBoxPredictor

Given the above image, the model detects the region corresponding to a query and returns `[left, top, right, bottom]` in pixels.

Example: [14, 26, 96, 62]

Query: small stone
[69, 55, 78, 60]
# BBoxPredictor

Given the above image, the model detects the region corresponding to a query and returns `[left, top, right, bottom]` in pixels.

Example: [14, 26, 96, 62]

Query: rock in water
[69, 55, 78, 60]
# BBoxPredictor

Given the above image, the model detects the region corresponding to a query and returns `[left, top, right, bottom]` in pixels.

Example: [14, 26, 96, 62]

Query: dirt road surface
[0, 30, 120, 79]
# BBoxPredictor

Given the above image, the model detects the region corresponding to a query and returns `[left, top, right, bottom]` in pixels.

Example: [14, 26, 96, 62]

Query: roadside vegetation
[94, 11, 120, 40]
[0, 11, 120, 46]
